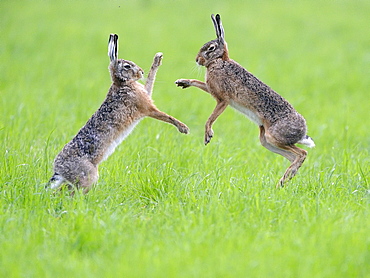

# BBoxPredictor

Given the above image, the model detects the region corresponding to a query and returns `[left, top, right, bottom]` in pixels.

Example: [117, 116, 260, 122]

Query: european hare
[49, 34, 189, 194]
[176, 14, 314, 187]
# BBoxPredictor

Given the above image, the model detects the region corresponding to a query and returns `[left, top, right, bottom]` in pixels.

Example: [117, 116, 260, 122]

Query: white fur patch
[298, 136, 316, 148]
[229, 100, 262, 126]
[50, 176, 65, 190]
[101, 119, 141, 162]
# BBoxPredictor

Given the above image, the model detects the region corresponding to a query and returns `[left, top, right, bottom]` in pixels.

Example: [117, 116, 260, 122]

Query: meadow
[1, 0, 369, 277]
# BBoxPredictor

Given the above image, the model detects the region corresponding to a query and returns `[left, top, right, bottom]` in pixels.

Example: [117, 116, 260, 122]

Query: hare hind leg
[259, 126, 295, 162]
[259, 126, 307, 188]
[76, 163, 99, 194]
[61, 161, 98, 195]
[276, 145, 307, 188]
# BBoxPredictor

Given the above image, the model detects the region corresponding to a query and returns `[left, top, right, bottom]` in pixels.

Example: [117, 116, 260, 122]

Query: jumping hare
[175, 14, 314, 187]
[49, 34, 189, 194]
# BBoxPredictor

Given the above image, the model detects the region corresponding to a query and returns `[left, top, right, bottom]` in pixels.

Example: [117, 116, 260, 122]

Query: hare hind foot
[48, 173, 66, 190]
[277, 147, 307, 188]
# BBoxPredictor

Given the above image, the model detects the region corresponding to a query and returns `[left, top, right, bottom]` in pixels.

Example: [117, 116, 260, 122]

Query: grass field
[1, 0, 369, 277]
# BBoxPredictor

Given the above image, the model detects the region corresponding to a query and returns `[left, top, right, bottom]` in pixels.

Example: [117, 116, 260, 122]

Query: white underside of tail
[102, 119, 141, 162]
[298, 136, 316, 148]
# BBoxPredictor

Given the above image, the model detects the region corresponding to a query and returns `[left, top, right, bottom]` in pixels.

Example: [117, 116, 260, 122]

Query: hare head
[108, 34, 144, 84]
[196, 14, 229, 67]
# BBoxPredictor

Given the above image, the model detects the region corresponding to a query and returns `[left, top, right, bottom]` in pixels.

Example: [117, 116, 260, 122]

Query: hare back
[56, 84, 150, 165]
[207, 60, 297, 125]
[68, 114, 142, 165]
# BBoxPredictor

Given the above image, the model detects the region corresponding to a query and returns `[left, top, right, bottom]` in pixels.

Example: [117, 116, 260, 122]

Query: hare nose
[137, 68, 144, 78]
[196, 57, 203, 66]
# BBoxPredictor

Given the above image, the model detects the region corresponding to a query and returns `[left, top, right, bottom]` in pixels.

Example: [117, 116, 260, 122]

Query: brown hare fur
[176, 14, 314, 187]
[49, 34, 189, 194]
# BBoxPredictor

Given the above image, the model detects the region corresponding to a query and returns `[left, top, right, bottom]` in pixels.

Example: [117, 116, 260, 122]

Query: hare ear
[211, 14, 225, 42]
[108, 34, 118, 62]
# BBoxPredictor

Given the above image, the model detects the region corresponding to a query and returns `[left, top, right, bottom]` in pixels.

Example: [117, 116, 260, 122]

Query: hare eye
[208, 45, 216, 51]
[123, 63, 131, 70]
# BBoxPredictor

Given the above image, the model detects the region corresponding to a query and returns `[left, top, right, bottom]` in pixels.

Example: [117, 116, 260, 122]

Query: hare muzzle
[196, 56, 205, 66]
[136, 68, 144, 79]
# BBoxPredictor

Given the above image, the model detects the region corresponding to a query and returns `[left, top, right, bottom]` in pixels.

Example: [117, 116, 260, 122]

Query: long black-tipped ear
[108, 34, 118, 62]
[211, 14, 225, 42]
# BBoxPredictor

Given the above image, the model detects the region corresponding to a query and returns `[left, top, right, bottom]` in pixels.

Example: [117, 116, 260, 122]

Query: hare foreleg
[205, 100, 228, 145]
[175, 79, 209, 93]
[145, 53, 163, 96]
[148, 110, 189, 134]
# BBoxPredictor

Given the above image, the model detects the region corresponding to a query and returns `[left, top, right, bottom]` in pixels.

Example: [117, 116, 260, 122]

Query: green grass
[1, 0, 369, 277]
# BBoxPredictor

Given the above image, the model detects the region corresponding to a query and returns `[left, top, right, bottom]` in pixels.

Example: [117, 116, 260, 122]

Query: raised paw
[204, 128, 214, 145]
[153, 52, 163, 67]
[178, 123, 190, 134]
[175, 79, 191, 89]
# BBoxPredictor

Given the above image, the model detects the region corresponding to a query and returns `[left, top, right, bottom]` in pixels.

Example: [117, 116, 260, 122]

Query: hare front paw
[153, 52, 163, 67]
[204, 128, 214, 145]
[175, 79, 191, 89]
[178, 123, 190, 134]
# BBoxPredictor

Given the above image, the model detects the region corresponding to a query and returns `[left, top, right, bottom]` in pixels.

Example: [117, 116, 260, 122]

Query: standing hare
[49, 34, 189, 194]
[175, 14, 314, 187]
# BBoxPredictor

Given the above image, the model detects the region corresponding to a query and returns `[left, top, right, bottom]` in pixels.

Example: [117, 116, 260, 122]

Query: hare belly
[102, 119, 141, 162]
[230, 100, 262, 126]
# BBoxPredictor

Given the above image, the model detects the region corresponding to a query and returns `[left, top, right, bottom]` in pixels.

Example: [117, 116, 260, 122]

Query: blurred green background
[1, 0, 369, 149]
[1, 0, 369, 277]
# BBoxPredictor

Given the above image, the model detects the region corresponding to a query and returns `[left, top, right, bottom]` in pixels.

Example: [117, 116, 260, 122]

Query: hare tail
[298, 135, 315, 148]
